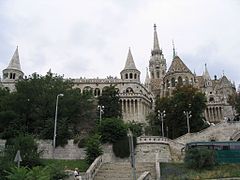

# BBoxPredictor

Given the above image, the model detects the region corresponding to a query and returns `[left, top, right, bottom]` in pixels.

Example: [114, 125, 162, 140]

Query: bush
[98, 118, 127, 143]
[126, 121, 143, 137]
[5, 134, 42, 168]
[184, 148, 217, 169]
[85, 134, 103, 164]
[112, 135, 137, 158]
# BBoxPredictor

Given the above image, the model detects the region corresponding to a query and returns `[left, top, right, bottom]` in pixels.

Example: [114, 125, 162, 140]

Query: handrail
[84, 155, 103, 180]
[137, 171, 151, 180]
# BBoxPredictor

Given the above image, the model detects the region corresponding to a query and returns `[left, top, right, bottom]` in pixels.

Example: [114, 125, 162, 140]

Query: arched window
[178, 76, 183, 86]
[171, 77, 176, 87]
[185, 77, 189, 85]
[94, 88, 101, 96]
[125, 74, 128, 79]
[126, 87, 134, 93]
[134, 73, 137, 79]
[130, 73, 133, 79]
[83, 86, 93, 94]
[157, 71, 160, 78]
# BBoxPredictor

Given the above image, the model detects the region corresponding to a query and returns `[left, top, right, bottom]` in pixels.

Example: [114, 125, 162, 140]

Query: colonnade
[120, 98, 151, 123]
[204, 106, 223, 123]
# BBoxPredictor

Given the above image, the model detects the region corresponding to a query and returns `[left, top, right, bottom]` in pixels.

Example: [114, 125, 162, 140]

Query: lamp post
[97, 105, 104, 125]
[183, 104, 192, 134]
[128, 129, 136, 180]
[53, 93, 64, 158]
[158, 110, 166, 137]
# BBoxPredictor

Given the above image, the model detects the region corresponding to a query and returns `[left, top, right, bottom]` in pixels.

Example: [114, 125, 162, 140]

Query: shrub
[112, 135, 137, 158]
[184, 148, 217, 169]
[126, 121, 143, 137]
[85, 134, 103, 164]
[78, 138, 87, 148]
[98, 118, 127, 143]
[5, 134, 42, 168]
[5, 166, 29, 180]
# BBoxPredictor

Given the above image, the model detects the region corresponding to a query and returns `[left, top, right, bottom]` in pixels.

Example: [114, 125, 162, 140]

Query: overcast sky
[0, 0, 240, 87]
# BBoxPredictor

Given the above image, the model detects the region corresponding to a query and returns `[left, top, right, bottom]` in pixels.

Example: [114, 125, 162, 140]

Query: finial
[154, 24, 157, 31]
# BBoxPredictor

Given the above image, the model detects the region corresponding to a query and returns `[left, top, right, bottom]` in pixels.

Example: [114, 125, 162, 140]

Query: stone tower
[149, 24, 166, 98]
[120, 48, 140, 83]
[2, 47, 24, 91]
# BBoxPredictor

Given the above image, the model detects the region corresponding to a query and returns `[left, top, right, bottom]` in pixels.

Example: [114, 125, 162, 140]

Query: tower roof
[203, 63, 211, 80]
[166, 56, 192, 75]
[124, 48, 137, 70]
[151, 24, 162, 56]
[7, 47, 22, 71]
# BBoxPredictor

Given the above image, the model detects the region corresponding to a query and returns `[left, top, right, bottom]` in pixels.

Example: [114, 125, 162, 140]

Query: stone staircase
[94, 162, 156, 180]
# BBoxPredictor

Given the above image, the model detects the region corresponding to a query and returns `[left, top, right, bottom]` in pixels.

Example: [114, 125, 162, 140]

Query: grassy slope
[161, 163, 240, 180]
[41, 159, 89, 172]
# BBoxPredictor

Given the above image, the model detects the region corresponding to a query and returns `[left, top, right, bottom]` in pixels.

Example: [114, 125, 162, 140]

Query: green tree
[85, 134, 103, 164]
[5, 134, 42, 168]
[5, 167, 29, 180]
[98, 86, 122, 118]
[149, 85, 208, 139]
[98, 118, 127, 143]
[0, 73, 97, 146]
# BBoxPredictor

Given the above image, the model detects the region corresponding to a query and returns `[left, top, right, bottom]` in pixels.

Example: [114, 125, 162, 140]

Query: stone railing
[137, 136, 170, 145]
[137, 171, 151, 180]
[83, 155, 103, 180]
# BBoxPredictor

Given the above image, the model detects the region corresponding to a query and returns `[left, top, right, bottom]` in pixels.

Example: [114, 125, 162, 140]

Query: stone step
[94, 162, 156, 180]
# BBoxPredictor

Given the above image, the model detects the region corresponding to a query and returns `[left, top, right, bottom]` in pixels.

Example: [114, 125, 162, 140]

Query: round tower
[120, 48, 140, 82]
[2, 47, 24, 91]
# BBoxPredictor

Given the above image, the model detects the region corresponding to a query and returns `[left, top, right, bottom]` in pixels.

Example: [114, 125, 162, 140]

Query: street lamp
[97, 105, 104, 124]
[128, 129, 136, 180]
[53, 93, 64, 158]
[158, 110, 166, 137]
[183, 104, 192, 133]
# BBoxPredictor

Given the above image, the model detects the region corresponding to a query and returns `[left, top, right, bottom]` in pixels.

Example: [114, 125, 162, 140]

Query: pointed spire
[7, 46, 22, 71]
[124, 48, 137, 70]
[145, 67, 150, 86]
[151, 24, 162, 56]
[172, 40, 176, 59]
[153, 24, 160, 50]
[203, 63, 211, 80]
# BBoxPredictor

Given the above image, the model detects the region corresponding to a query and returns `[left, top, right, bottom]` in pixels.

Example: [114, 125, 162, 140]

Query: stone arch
[83, 86, 93, 94]
[185, 77, 189, 85]
[130, 73, 133, 79]
[94, 88, 101, 96]
[178, 76, 183, 86]
[126, 87, 134, 93]
[171, 77, 176, 87]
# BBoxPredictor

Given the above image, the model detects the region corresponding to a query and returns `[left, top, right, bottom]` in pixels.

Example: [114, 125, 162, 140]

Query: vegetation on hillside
[146, 85, 208, 139]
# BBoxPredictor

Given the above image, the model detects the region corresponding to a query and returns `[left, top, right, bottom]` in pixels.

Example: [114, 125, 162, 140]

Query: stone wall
[175, 121, 240, 144]
[38, 139, 86, 159]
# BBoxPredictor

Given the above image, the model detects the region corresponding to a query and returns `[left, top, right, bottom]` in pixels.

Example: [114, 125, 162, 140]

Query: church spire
[203, 63, 211, 80]
[151, 24, 162, 55]
[124, 48, 137, 70]
[7, 46, 22, 71]
[144, 67, 150, 87]
[172, 40, 176, 59]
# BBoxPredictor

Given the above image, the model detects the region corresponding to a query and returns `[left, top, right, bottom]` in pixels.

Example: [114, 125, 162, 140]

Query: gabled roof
[166, 56, 192, 75]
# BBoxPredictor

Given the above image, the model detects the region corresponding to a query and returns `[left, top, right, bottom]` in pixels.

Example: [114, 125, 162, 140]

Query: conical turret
[2, 47, 24, 91]
[144, 67, 150, 89]
[124, 48, 137, 70]
[203, 63, 211, 80]
[7, 46, 22, 71]
[121, 48, 140, 82]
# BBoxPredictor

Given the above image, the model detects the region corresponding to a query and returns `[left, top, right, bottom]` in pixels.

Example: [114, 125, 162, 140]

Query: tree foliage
[98, 86, 122, 118]
[0, 73, 97, 146]
[98, 118, 127, 143]
[85, 134, 103, 164]
[148, 85, 208, 139]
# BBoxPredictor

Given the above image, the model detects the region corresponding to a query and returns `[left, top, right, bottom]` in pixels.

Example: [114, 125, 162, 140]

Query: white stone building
[0, 25, 236, 124]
